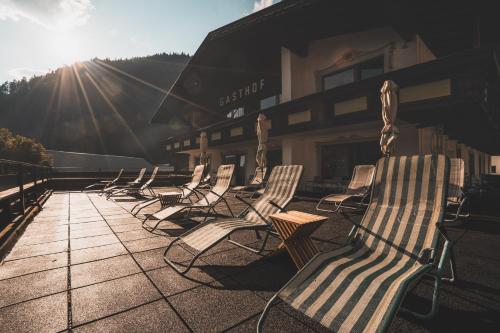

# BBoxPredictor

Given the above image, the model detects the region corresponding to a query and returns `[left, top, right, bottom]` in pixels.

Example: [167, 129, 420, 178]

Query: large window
[320, 141, 380, 180]
[322, 56, 384, 91]
[260, 95, 280, 110]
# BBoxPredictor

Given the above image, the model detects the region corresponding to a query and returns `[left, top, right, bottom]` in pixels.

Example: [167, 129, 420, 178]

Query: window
[260, 95, 280, 110]
[320, 141, 379, 180]
[322, 56, 384, 91]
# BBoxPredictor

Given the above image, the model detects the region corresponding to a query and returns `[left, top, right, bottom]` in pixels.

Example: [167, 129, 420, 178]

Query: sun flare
[47, 29, 85, 65]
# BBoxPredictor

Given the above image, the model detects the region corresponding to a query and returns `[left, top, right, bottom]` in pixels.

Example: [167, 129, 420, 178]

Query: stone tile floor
[0, 189, 499, 332]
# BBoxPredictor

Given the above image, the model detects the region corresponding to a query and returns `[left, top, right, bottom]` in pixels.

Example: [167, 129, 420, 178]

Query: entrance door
[223, 154, 246, 185]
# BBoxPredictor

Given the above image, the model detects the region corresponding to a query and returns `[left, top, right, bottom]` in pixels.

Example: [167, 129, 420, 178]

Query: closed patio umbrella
[256, 113, 268, 169]
[380, 80, 399, 156]
[200, 131, 208, 165]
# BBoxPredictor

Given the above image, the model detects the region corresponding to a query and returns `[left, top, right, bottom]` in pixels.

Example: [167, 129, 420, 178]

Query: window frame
[321, 55, 385, 91]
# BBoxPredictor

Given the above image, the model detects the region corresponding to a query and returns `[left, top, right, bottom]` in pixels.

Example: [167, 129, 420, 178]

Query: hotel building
[151, 0, 500, 189]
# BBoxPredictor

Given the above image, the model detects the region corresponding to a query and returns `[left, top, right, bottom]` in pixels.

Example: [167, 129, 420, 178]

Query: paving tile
[71, 243, 128, 265]
[0, 267, 67, 307]
[115, 229, 159, 242]
[16, 231, 69, 246]
[0, 252, 68, 279]
[147, 264, 225, 297]
[70, 221, 108, 231]
[0, 292, 67, 333]
[225, 307, 325, 333]
[131, 245, 193, 271]
[168, 277, 266, 333]
[71, 255, 141, 288]
[110, 223, 143, 233]
[71, 234, 119, 250]
[70, 227, 112, 239]
[106, 218, 140, 226]
[71, 273, 161, 325]
[6, 240, 68, 260]
[72, 299, 189, 333]
[123, 236, 170, 253]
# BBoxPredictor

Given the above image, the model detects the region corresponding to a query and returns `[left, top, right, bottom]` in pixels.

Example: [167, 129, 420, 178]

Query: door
[224, 154, 246, 185]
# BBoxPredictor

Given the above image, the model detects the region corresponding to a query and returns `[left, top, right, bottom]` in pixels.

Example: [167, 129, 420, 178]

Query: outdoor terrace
[0, 187, 498, 333]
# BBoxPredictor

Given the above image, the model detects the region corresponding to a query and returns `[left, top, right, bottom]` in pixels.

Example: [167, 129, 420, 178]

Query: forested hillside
[0, 53, 191, 162]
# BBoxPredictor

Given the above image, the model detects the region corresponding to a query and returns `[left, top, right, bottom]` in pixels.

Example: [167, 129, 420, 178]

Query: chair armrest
[268, 200, 286, 211]
[209, 190, 225, 199]
[234, 194, 272, 225]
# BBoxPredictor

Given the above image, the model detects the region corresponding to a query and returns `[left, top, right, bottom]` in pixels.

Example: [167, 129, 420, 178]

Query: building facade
[152, 0, 500, 189]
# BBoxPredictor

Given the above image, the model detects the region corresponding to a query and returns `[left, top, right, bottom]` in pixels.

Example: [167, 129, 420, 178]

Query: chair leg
[441, 247, 457, 283]
[227, 229, 270, 254]
[163, 237, 202, 275]
[401, 274, 440, 319]
[142, 215, 162, 231]
[257, 294, 281, 333]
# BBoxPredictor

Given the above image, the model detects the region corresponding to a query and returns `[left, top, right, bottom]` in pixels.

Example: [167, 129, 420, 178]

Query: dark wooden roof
[151, 0, 500, 126]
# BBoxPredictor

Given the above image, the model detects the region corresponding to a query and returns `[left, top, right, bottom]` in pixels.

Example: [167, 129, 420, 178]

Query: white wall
[47, 150, 171, 172]
[282, 27, 436, 101]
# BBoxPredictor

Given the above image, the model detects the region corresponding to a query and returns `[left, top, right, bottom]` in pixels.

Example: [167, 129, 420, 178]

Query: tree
[0, 128, 53, 166]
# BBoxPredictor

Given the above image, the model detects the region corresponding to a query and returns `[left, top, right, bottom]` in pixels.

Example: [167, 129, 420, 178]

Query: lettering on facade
[218, 79, 265, 107]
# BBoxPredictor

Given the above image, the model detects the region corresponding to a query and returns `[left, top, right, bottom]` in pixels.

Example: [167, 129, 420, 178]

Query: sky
[0, 0, 279, 83]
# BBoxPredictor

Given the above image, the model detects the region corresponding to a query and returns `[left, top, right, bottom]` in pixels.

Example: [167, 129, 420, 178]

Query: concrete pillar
[282, 137, 317, 189]
[246, 147, 257, 182]
[418, 127, 435, 154]
[281, 47, 292, 103]
[188, 153, 197, 171]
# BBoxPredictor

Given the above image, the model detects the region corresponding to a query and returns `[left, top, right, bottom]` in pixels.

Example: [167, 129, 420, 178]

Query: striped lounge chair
[131, 164, 205, 216]
[163, 165, 303, 274]
[442, 158, 469, 283]
[231, 166, 267, 196]
[82, 168, 124, 192]
[445, 158, 469, 222]
[142, 164, 235, 231]
[258, 155, 451, 333]
[316, 165, 375, 213]
[101, 167, 146, 196]
[107, 166, 158, 199]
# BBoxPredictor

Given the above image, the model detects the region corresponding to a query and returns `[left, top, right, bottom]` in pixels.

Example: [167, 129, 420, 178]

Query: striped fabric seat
[143, 164, 235, 230]
[108, 167, 158, 198]
[232, 167, 267, 192]
[102, 168, 146, 194]
[263, 155, 449, 333]
[447, 158, 464, 204]
[164, 165, 303, 274]
[317, 165, 375, 213]
[181, 165, 303, 252]
[131, 164, 205, 216]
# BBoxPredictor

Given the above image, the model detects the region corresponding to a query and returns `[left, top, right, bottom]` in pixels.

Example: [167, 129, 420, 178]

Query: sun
[47, 29, 85, 65]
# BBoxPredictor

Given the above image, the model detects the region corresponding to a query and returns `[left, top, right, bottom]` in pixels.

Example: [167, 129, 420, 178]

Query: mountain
[0, 53, 191, 163]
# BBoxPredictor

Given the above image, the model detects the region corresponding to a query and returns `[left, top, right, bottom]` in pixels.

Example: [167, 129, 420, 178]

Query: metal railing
[0, 159, 52, 223]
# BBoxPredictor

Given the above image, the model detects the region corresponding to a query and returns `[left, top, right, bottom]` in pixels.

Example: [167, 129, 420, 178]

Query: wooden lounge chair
[131, 164, 205, 216]
[316, 165, 375, 213]
[101, 167, 146, 196]
[82, 168, 124, 192]
[258, 155, 451, 333]
[230, 166, 267, 196]
[142, 164, 235, 231]
[106, 167, 157, 199]
[163, 165, 303, 274]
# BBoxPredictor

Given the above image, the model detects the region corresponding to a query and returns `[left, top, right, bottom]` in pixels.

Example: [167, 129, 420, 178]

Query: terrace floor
[0, 188, 499, 333]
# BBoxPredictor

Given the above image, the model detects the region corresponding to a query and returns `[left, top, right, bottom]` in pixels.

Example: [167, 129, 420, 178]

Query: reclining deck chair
[230, 166, 267, 196]
[445, 158, 469, 222]
[83, 168, 124, 192]
[441, 158, 469, 283]
[131, 164, 205, 216]
[316, 165, 375, 213]
[258, 155, 451, 333]
[163, 165, 303, 274]
[101, 168, 146, 196]
[106, 167, 157, 199]
[142, 164, 235, 231]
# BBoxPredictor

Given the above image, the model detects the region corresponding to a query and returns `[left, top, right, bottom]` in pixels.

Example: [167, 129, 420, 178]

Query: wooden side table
[158, 191, 182, 208]
[270, 211, 328, 269]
